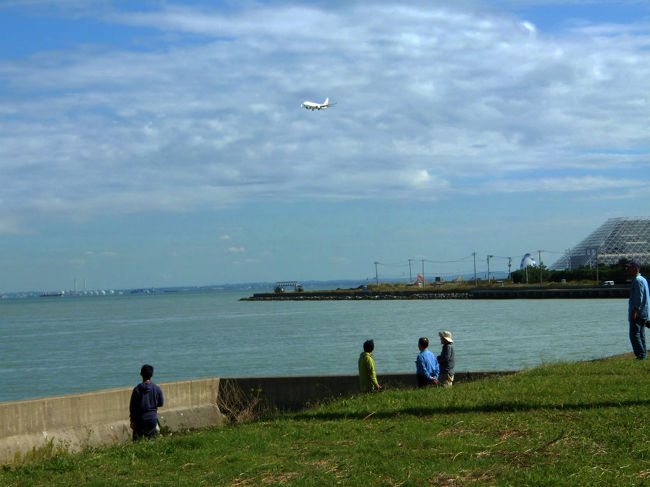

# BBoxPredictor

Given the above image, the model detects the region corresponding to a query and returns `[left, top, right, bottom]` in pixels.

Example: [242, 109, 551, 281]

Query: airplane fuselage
[301, 98, 330, 110]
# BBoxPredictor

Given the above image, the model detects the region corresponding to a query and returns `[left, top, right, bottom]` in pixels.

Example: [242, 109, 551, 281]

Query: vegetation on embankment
[334, 259, 644, 292]
[3, 355, 650, 486]
[361, 279, 617, 292]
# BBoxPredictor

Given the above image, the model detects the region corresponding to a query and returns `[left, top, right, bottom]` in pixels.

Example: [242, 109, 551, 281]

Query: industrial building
[551, 217, 650, 270]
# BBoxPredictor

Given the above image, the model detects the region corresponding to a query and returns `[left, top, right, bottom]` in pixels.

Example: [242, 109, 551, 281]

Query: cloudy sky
[1, 0, 648, 292]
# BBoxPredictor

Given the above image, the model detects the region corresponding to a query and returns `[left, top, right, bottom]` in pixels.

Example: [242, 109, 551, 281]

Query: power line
[375, 261, 409, 267]
[422, 255, 475, 264]
[372, 250, 565, 284]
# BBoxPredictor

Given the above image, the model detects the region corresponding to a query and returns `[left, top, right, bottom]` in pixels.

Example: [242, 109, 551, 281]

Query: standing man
[358, 339, 382, 392]
[627, 262, 650, 360]
[130, 364, 164, 440]
[415, 337, 439, 387]
[437, 331, 455, 387]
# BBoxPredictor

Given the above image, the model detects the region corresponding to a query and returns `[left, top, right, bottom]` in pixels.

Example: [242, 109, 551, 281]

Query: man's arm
[156, 385, 164, 408]
[630, 279, 642, 321]
[432, 356, 440, 380]
[129, 387, 138, 428]
[368, 357, 380, 389]
[438, 346, 450, 365]
[415, 354, 427, 377]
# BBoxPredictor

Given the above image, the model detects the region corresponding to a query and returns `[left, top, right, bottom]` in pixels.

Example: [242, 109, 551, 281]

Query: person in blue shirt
[129, 364, 164, 440]
[627, 262, 650, 360]
[415, 337, 439, 387]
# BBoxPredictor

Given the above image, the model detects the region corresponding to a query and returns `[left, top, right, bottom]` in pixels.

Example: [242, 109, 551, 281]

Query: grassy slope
[3, 356, 650, 486]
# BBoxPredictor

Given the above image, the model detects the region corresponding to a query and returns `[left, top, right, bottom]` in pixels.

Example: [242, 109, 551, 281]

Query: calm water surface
[0, 291, 629, 402]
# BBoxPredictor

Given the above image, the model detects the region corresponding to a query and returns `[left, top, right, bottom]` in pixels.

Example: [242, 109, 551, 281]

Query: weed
[217, 379, 263, 424]
[12, 438, 70, 466]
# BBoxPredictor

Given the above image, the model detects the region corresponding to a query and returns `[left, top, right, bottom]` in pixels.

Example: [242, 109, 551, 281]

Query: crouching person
[359, 339, 382, 392]
[130, 364, 164, 440]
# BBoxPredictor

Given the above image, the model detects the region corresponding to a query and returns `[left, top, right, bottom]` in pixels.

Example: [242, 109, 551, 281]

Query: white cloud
[228, 247, 245, 253]
[0, 1, 648, 229]
[0, 217, 23, 235]
[331, 257, 350, 264]
[469, 176, 642, 195]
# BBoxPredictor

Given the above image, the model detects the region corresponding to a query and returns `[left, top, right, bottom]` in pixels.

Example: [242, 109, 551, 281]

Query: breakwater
[242, 286, 628, 301]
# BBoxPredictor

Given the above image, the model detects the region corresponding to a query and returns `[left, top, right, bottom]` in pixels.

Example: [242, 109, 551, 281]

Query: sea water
[0, 291, 629, 402]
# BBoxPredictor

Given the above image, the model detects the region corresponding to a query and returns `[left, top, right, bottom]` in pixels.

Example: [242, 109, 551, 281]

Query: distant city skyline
[1, 1, 649, 293]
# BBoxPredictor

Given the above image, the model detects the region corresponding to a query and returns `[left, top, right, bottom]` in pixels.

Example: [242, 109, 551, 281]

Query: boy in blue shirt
[129, 364, 164, 440]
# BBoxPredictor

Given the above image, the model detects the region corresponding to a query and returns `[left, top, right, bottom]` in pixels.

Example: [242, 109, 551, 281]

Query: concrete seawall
[0, 378, 223, 464]
[0, 371, 513, 464]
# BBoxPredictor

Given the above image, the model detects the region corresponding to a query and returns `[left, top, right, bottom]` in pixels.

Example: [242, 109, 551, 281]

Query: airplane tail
[324, 98, 329, 106]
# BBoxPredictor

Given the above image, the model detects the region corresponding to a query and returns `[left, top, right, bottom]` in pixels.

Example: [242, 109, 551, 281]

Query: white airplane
[301, 97, 335, 110]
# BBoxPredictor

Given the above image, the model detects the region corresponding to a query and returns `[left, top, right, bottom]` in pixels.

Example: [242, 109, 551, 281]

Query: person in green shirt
[358, 339, 382, 392]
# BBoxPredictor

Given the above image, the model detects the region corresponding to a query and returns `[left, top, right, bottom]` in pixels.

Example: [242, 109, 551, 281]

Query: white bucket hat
[439, 331, 453, 343]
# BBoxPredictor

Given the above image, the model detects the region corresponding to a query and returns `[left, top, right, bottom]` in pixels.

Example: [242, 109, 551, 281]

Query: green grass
[3, 356, 650, 486]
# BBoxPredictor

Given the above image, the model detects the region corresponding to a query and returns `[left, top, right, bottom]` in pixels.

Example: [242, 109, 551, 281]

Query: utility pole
[487, 255, 493, 283]
[595, 248, 599, 282]
[537, 250, 543, 285]
[525, 265, 529, 284]
[421, 259, 425, 285]
[408, 259, 413, 283]
[374, 261, 379, 285]
[508, 257, 512, 279]
[473, 252, 477, 285]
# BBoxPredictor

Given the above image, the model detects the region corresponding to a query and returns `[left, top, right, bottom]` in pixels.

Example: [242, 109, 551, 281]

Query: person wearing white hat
[437, 331, 455, 387]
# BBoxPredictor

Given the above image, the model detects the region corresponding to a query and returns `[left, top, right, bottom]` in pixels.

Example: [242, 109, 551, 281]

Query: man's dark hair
[418, 337, 429, 349]
[140, 364, 154, 380]
[363, 339, 374, 353]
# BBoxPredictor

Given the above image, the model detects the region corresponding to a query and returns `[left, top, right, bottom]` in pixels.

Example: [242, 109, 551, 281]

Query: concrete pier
[242, 286, 628, 301]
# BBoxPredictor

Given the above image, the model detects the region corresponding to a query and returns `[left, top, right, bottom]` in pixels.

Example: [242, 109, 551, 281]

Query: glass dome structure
[551, 217, 650, 270]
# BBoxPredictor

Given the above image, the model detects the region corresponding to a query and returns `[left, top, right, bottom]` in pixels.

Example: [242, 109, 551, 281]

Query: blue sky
[0, 0, 649, 292]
